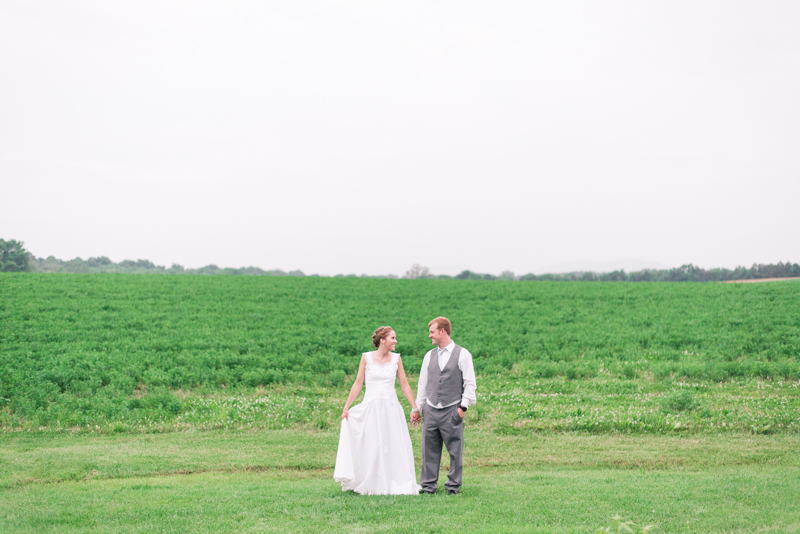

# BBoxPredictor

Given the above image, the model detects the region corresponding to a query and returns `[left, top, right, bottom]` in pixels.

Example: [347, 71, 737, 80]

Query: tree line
[449, 262, 800, 282]
[2, 239, 799, 281]
[0, 240, 304, 276]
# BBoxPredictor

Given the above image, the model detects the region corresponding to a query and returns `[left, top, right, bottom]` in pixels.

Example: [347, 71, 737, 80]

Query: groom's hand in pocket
[457, 408, 465, 419]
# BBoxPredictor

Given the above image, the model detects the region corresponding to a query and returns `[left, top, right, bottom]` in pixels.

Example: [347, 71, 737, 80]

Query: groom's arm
[459, 349, 477, 409]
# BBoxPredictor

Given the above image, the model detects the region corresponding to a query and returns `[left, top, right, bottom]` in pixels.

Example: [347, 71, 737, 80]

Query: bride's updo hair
[372, 326, 394, 348]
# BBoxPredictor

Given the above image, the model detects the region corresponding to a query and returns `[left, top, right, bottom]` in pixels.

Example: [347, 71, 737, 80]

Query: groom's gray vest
[426, 345, 464, 407]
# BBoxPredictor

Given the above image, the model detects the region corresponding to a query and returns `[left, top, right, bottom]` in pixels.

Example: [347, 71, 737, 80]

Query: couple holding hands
[334, 317, 477, 495]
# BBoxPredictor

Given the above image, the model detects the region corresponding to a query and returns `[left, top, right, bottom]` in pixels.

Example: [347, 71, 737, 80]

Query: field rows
[2, 274, 799, 434]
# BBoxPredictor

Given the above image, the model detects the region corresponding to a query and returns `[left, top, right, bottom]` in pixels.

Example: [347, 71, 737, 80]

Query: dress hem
[334, 476, 421, 496]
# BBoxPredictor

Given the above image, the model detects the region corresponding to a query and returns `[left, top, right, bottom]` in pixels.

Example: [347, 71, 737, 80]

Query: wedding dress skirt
[334, 352, 421, 495]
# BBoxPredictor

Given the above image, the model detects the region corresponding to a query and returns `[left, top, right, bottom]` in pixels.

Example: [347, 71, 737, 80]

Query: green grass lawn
[3, 429, 799, 533]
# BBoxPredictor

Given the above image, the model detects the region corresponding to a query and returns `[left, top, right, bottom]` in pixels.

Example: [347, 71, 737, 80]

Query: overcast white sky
[2, 1, 798, 275]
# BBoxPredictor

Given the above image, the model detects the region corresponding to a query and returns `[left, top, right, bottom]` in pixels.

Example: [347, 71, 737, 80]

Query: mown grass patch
[2, 430, 799, 533]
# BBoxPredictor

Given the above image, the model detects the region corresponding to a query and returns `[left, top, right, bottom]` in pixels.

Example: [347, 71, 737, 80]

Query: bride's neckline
[370, 351, 395, 366]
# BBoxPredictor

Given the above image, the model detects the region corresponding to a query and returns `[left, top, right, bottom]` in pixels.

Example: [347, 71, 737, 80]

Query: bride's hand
[342, 407, 349, 420]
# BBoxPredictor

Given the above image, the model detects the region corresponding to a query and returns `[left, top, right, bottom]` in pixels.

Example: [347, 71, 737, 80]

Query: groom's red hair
[428, 317, 451, 336]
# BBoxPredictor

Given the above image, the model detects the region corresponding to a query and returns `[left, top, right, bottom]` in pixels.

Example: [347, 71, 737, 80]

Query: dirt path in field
[723, 277, 800, 283]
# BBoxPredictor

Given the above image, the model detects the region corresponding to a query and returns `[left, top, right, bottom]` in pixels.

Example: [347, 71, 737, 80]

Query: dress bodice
[363, 352, 399, 401]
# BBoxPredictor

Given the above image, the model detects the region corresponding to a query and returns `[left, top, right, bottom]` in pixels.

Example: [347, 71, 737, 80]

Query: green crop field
[2, 274, 800, 533]
[2, 274, 799, 434]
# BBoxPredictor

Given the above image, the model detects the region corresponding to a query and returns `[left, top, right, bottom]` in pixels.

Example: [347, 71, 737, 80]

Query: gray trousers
[420, 404, 464, 493]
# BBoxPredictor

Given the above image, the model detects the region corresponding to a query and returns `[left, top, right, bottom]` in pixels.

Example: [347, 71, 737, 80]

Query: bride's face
[382, 331, 398, 351]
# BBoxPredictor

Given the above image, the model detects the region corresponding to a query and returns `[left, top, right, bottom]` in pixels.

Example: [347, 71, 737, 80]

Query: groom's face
[429, 325, 446, 346]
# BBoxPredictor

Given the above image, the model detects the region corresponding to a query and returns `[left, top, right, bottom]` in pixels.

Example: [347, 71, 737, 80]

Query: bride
[333, 326, 422, 495]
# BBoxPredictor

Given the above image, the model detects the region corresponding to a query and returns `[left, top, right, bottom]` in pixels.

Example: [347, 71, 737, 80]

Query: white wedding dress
[333, 352, 421, 495]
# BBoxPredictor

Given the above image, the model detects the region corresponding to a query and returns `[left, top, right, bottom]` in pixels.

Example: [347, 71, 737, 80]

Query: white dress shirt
[415, 341, 477, 410]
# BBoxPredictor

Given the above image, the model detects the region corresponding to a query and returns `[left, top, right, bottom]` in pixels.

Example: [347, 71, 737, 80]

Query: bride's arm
[342, 355, 367, 419]
[396, 357, 419, 413]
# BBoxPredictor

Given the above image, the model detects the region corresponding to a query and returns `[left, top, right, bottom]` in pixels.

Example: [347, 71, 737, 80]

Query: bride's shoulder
[390, 352, 401, 362]
[362, 351, 373, 363]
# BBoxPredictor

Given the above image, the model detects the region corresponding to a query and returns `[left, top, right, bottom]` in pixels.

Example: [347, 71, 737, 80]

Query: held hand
[410, 410, 421, 423]
[457, 408, 465, 419]
[342, 408, 349, 420]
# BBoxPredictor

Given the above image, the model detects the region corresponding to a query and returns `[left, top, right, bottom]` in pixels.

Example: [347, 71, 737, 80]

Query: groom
[411, 317, 477, 495]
